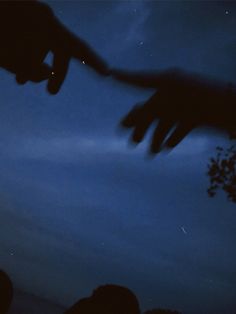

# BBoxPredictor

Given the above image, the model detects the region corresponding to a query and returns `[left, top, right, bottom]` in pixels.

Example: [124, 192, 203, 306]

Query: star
[82, 61, 86, 65]
[225, 10, 229, 15]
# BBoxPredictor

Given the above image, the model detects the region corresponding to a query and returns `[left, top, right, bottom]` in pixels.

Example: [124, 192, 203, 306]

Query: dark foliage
[207, 144, 236, 202]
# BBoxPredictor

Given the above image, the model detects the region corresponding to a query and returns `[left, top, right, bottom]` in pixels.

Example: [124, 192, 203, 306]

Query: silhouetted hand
[0, 1, 110, 94]
[112, 68, 236, 154]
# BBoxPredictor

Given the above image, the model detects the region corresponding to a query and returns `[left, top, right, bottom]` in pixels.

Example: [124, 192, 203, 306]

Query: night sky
[0, 1, 236, 313]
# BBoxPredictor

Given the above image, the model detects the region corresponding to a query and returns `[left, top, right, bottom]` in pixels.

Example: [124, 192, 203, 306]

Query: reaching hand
[112, 68, 236, 154]
[0, 1, 110, 94]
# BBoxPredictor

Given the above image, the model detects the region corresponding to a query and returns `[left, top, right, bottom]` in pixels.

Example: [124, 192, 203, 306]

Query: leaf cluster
[207, 145, 236, 202]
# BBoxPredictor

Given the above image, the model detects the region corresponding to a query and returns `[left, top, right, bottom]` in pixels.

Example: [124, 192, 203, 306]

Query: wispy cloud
[104, 1, 151, 54]
[6, 135, 130, 163]
[114, 1, 151, 44]
[2, 131, 217, 164]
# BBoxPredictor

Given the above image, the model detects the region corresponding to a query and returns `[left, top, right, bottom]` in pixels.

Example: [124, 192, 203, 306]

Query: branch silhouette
[0, 1, 110, 94]
[112, 68, 236, 154]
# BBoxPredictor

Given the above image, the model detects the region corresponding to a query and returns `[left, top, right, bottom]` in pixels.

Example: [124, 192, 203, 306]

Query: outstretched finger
[112, 68, 183, 89]
[131, 109, 156, 143]
[47, 50, 70, 94]
[112, 69, 164, 88]
[51, 16, 110, 76]
[121, 105, 144, 128]
[164, 123, 194, 149]
[65, 30, 110, 76]
[131, 119, 154, 143]
[150, 119, 175, 154]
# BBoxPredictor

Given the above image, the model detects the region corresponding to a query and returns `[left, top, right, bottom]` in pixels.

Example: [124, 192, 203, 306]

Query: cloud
[114, 1, 151, 44]
[5, 135, 129, 163]
[2, 131, 219, 164]
[103, 1, 151, 55]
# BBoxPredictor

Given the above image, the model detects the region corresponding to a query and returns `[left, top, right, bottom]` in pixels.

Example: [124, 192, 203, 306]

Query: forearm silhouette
[0, 1, 110, 94]
[112, 68, 236, 154]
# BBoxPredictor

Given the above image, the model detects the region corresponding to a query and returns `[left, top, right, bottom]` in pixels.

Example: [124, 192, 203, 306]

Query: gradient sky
[0, 1, 236, 313]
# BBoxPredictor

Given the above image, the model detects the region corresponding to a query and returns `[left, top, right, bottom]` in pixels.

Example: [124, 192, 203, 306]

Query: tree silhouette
[65, 284, 141, 314]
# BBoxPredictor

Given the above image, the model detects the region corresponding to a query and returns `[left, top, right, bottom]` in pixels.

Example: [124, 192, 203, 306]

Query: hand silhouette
[0, 1, 110, 94]
[112, 68, 236, 154]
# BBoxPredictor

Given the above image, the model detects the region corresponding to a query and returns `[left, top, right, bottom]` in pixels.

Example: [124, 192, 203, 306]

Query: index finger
[47, 50, 70, 94]
[66, 31, 110, 76]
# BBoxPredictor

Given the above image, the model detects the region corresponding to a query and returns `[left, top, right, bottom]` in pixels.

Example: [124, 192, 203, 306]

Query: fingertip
[163, 143, 173, 152]
[150, 143, 161, 155]
[128, 137, 139, 148]
[49, 52, 70, 95]
[47, 84, 60, 94]
[132, 131, 143, 144]
[15, 74, 28, 85]
[47, 76, 61, 94]
[163, 142, 176, 151]
[132, 138, 142, 144]
[147, 149, 158, 159]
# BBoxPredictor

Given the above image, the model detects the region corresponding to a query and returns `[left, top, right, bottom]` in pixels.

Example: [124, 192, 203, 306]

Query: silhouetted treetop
[0, 270, 13, 314]
[208, 144, 236, 202]
[65, 284, 140, 314]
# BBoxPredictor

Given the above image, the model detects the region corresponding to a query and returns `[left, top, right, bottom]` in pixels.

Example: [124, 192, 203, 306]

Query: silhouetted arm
[0, 1, 110, 94]
[112, 68, 236, 154]
[112, 68, 187, 88]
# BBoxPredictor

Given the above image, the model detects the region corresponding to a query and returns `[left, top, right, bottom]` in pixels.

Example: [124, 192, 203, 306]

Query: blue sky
[0, 1, 236, 313]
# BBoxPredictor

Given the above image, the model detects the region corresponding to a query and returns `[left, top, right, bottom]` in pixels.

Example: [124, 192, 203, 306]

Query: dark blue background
[0, 1, 236, 313]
